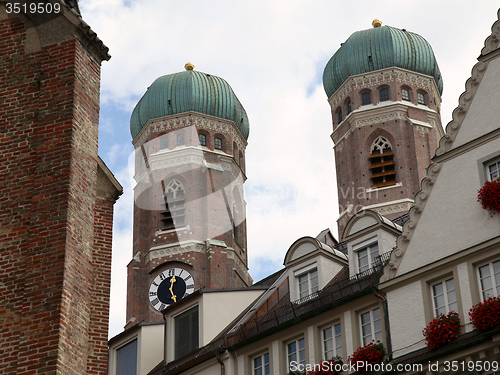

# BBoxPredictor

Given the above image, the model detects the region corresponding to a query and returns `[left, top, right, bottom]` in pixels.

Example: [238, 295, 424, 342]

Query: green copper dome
[130, 68, 249, 140]
[323, 25, 443, 98]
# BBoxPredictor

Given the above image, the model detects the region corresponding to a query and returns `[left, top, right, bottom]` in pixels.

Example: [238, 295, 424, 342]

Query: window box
[469, 296, 500, 331]
[307, 356, 343, 375]
[348, 341, 384, 371]
[422, 311, 461, 350]
[477, 180, 500, 215]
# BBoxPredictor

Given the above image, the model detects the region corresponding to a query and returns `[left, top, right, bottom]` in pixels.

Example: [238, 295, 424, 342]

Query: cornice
[381, 15, 498, 282]
[132, 112, 248, 152]
[328, 67, 441, 110]
[480, 9, 500, 58]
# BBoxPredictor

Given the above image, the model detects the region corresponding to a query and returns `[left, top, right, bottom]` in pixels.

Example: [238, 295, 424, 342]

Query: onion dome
[130, 63, 249, 140]
[323, 20, 443, 98]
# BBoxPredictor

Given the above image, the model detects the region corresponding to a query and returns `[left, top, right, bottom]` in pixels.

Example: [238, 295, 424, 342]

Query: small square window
[417, 92, 426, 105]
[253, 353, 270, 375]
[401, 89, 410, 101]
[431, 278, 457, 316]
[287, 338, 305, 371]
[360, 308, 382, 346]
[323, 323, 342, 360]
[478, 260, 500, 300]
[214, 137, 223, 150]
[380, 88, 389, 102]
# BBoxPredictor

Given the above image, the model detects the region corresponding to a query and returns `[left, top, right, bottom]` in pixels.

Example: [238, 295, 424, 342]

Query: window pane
[298, 338, 305, 364]
[334, 324, 342, 357]
[402, 89, 409, 101]
[198, 134, 206, 146]
[489, 162, 499, 180]
[362, 92, 371, 105]
[417, 92, 425, 105]
[323, 327, 333, 358]
[310, 270, 319, 293]
[264, 353, 270, 375]
[380, 88, 389, 101]
[358, 249, 369, 273]
[214, 138, 222, 150]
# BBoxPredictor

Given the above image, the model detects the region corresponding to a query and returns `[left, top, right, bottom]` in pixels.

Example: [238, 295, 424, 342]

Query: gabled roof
[381, 9, 500, 282]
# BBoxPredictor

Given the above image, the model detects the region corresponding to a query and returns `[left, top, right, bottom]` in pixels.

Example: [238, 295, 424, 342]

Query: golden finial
[372, 19, 382, 28]
[185, 62, 195, 71]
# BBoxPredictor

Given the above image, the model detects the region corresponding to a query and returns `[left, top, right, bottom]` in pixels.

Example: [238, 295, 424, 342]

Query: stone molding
[133, 112, 247, 152]
[328, 68, 441, 110]
[146, 242, 206, 263]
[481, 9, 500, 57]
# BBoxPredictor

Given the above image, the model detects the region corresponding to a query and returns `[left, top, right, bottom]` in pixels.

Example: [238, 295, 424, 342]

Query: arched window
[401, 88, 410, 101]
[160, 136, 169, 150]
[362, 92, 371, 105]
[417, 92, 426, 105]
[198, 134, 206, 147]
[160, 179, 186, 230]
[232, 187, 244, 247]
[379, 88, 389, 102]
[337, 109, 343, 124]
[369, 136, 396, 188]
[214, 137, 223, 150]
[176, 133, 185, 147]
[346, 99, 352, 115]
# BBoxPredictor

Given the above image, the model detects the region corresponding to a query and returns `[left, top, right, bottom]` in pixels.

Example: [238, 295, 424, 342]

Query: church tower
[322, 20, 445, 236]
[125, 63, 252, 327]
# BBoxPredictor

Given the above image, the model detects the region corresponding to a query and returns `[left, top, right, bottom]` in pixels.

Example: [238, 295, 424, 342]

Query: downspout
[373, 289, 393, 361]
[163, 312, 167, 365]
[216, 350, 225, 375]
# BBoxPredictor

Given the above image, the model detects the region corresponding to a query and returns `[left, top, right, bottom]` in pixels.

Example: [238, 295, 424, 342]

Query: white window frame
[286, 337, 305, 371]
[353, 238, 379, 274]
[252, 352, 270, 375]
[401, 88, 410, 101]
[359, 308, 382, 346]
[297, 269, 318, 299]
[431, 278, 457, 317]
[322, 322, 342, 360]
[477, 259, 500, 300]
[487, 158, 500, 181]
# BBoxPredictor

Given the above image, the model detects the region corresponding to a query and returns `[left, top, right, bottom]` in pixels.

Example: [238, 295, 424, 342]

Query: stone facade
[0, 4, 121, 375]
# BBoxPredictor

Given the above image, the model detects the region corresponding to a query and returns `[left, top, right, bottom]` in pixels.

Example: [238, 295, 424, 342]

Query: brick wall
[0, 8, 118, 375]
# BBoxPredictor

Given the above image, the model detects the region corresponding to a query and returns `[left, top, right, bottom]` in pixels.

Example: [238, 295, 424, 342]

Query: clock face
[149, 268, 195, 312]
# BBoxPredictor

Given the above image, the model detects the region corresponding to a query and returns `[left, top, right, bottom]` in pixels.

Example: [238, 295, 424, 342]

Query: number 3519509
[6, 2, 61, 14]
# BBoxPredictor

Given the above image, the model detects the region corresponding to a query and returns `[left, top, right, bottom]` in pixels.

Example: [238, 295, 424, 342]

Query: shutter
[116, 339, 137, 375]
[175, 306, 199, 359]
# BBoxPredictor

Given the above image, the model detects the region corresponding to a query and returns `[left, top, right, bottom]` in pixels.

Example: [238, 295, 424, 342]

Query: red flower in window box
[469, 296, 500, 331]
[307, 356, 343, 375]
[348, 341, 384, 372]
[477, 180, 500, 215]
[422, 312, 461, 350]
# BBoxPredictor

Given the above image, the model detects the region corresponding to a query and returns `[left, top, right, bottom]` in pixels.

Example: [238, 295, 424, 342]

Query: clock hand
[169, 276, 177, 302]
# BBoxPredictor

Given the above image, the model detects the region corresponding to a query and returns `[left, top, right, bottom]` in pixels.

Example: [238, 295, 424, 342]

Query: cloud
[80, 0, 500, 338]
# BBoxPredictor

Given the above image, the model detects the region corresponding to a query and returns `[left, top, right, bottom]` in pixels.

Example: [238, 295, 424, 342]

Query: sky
[76, 0, 500, 339]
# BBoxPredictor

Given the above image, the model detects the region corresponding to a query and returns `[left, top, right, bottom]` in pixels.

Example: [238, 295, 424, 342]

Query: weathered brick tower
[322, 19, 445, 236]
[0, 2, 121, 374]
[125, 63, 252, 327]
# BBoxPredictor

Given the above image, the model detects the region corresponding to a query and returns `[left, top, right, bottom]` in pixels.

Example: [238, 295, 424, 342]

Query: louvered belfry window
[175, 306, 199, 359]
[369, 136, 396, 188]
[160, 179, 185, 231]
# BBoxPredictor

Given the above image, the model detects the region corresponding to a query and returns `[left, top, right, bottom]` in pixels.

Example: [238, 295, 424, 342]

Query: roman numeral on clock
[151, 298, 159, 306]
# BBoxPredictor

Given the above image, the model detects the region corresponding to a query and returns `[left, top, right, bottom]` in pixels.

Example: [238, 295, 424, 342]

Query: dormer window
[380, 88, 389, 102]
[369, 136, 396, 188]
[354, 239, 379, 273]
[174, 305, 199, 359]
[298, 268, 318, 299]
